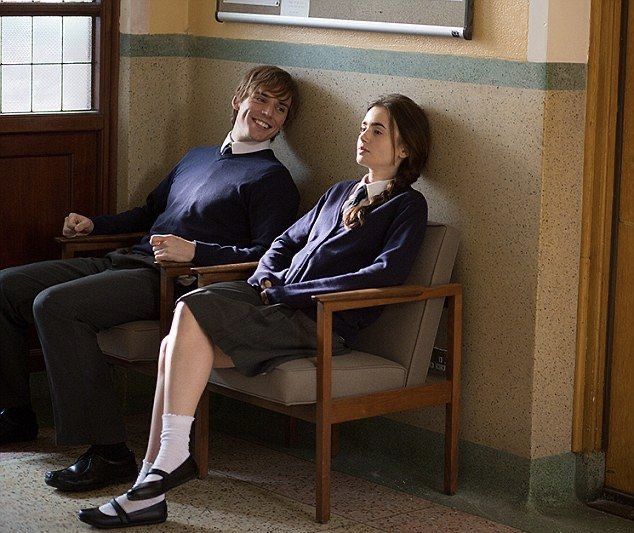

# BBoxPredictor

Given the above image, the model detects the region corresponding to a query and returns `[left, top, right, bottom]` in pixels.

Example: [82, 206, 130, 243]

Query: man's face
[231, 88, 291, 143]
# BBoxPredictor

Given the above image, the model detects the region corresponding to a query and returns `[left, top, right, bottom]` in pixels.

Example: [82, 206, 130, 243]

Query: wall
[117, 0, 589, 468]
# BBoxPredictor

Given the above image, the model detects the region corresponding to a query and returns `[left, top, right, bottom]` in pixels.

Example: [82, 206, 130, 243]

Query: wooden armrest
[192, 262, 259, 287]
[156, 261, 195, 277]
[312, 283, 461, 312]
[55, 232, 145, 259]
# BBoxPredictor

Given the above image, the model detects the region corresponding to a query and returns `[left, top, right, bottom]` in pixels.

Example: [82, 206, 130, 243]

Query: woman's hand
[259, 279, 272, 304]
[260, 290, 270, 305]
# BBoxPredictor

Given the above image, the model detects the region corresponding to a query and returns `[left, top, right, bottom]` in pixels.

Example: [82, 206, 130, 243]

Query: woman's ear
[397, 144, 409, 161]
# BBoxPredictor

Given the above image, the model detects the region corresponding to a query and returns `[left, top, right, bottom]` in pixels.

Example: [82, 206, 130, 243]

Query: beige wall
[117, 0, 588, 460]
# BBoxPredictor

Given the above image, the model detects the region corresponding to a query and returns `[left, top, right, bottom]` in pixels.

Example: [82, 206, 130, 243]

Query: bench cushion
[98, 320, 161, 362]
[98, 321, 406, 405]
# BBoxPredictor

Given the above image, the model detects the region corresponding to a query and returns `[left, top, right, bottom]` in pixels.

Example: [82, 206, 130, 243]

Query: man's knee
[0, 266, 35, 312]
[32, 284, 72, 321]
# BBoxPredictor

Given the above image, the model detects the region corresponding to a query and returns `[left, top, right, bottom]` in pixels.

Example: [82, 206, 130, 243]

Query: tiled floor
[0, 416, 519, 532]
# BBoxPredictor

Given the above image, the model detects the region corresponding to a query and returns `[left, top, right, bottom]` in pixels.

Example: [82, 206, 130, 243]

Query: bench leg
[315, 419, 331, 523]
[444, 400, 459, 494]
[193, 389, 210, 479]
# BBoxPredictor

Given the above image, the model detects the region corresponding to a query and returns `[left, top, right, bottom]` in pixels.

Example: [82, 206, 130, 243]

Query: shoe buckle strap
[109, 498, 130, 524]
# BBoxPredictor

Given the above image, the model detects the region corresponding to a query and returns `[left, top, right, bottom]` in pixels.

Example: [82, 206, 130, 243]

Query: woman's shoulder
[326, 179, 359, 193]
[393, 186, 428, 210]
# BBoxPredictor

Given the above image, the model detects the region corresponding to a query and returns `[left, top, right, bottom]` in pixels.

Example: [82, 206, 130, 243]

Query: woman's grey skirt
[178, 281, 349, 376]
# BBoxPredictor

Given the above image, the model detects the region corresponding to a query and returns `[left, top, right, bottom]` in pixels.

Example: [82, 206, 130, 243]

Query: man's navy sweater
[248, 179, 428, 342]
[91, 146, 299, 266]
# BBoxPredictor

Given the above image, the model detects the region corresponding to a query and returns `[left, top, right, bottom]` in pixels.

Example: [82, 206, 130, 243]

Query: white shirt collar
[358, 174, 393, 200]
[220, 132, 271, 155]
[342, 175, 393, 213]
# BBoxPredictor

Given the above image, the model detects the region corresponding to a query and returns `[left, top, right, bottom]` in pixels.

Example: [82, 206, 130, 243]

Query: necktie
[221, 143, 233, 156]
[350, 185, 368, 207]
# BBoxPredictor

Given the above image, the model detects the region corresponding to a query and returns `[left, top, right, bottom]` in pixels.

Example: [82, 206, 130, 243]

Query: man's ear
[231, 95, 241, 111]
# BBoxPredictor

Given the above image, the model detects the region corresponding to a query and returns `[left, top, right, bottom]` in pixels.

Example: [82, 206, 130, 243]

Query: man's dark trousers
[0, 252, 160, 445]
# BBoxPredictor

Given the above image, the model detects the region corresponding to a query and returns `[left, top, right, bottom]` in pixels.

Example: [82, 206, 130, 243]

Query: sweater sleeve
[192, 168, 300, 266]
[248, 188, 330, 287]
[264, 196, 428, 308]
[90, 169, 174, 235]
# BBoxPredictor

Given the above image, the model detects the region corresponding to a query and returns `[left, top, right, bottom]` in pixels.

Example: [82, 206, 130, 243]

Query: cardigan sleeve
[192, 168, 299, 266]
[248, 188, 330, 287]
[264, 196, 428, 308]
[90, 167, 175, 235]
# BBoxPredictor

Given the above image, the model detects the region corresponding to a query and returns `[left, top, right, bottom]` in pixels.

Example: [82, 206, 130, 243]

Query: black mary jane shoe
[126, 455, 197, 501]
[78, 498, 167, 529]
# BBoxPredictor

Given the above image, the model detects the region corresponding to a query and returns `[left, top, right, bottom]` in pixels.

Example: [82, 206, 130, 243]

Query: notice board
[216, 0, 475, 39]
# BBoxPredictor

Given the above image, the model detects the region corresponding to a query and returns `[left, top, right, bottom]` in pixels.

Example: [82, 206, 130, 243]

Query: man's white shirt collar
[221, 133, 271, 155]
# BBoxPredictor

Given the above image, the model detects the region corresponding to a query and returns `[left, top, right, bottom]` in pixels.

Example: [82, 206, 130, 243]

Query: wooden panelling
[0, 132, 99, 268]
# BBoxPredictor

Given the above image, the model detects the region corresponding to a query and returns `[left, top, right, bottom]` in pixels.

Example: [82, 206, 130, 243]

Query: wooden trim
[0, 3, 101, 16]
[573, 0, 624, 453]
[0, 113, 102, 133]
[106, 0, 120, 213]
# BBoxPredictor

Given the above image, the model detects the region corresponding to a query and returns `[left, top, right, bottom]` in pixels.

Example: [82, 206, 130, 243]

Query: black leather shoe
[45, 447, 137, 492]
[0, 407, 38, 445]
[78, 498, 167, 529]
[126, 455, 197, 500]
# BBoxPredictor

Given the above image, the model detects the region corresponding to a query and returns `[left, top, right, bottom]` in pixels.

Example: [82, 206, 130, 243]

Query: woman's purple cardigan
[248, 178, 428, 342]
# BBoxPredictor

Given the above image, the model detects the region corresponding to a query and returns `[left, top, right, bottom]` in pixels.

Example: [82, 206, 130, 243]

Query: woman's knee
[157, 337, 169, 373]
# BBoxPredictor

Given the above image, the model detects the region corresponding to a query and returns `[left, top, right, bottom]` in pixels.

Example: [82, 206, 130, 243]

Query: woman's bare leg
[163, 301, 233, 416]
[143, 337, 168, 463]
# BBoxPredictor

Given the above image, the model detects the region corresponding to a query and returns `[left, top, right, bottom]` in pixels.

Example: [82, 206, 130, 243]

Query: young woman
[78, 94, 431, 528]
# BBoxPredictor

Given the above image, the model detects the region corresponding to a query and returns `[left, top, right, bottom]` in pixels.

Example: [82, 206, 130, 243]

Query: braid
[343, 182, 396, 230]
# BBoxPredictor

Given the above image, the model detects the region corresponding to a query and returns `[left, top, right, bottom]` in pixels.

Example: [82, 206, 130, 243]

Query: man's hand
[150, 234, 196, 263]
[63, 213, 94, 238]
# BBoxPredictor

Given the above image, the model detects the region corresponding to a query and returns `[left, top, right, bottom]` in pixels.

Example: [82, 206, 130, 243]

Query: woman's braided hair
[343, 94, 431, 229]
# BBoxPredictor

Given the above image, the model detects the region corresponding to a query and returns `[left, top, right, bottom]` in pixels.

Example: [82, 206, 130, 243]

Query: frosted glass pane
[2, 65, 31, 112]
[33, 64, 61, 111]
[2, 17, 32, 65]
[33, 17, 62, 64]
[62, 16, 91, 63]
[62, 63, 90, 110]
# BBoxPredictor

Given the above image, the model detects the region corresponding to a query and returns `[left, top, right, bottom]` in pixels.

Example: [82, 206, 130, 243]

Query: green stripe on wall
[120, 33, 586, 91]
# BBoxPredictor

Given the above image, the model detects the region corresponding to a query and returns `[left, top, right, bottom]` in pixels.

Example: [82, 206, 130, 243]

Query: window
[0, 1, 99, 114]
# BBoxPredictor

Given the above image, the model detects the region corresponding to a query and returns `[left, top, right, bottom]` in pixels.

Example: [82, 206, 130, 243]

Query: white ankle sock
[98, 460, 164, 517]
[143, 414, 194, 484]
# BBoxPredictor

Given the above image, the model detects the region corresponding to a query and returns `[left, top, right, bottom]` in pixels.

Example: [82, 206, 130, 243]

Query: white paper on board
[225, 0, 280, 6]
[280, 0, 310, 18]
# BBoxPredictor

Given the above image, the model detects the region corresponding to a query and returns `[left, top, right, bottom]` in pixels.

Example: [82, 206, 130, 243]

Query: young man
[0, 65, 300, 491]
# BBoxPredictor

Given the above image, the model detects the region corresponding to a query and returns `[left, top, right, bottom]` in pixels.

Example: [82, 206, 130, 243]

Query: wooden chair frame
[56, 237, 462, 524]
[192, 265, 463, 524]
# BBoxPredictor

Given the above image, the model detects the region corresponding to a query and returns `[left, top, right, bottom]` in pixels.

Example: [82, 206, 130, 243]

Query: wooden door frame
[0, 0, 120, 213]
[572, 0, 625, 453]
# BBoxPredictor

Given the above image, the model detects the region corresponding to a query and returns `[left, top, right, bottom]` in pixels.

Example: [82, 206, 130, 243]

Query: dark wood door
[604, 0, 634, 497]
[0, 1, 119, 269]
[0, 131, 99, 267]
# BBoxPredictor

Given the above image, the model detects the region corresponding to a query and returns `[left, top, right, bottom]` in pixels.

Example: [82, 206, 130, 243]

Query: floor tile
[369, 504, 523, 533]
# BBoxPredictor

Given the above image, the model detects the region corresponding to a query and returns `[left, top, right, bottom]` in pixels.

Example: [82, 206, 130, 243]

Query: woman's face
[356, 105, 407, 179]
